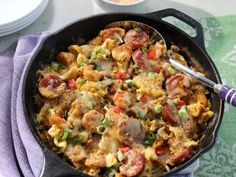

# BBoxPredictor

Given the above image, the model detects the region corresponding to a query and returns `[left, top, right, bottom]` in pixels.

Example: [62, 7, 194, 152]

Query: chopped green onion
[51, 61, 66, 71]
[78, 62, 85, 67]
[77, 78, 87, 85]
[147, 72, 155, 79]
[141, 47, 147, 55]
[172, 98, 179, 105]
[143, 132, 155, 146]
[77, 37, 86, 45]
[62, 110, 69, 119]
[101, 118, 110, 128]
[72, 135, 80, 144]
[134, 27, 142, 33]
[114, 33, 123, 43]
[87, 102, 96, 109]
[117, 150, 125, 162]
[51, 61, 60, 70]
[141, 120, 149, 131]
[108, 170, 116, 177]
[96, 125, 107, 134]
[125, 79, 133, 87]
[178, 106, 187, 120]
[78, 131, 89, 143]
[61, 131, 69, 141]
[137, 111, 147, 119]
[96, 66, 103, 71]
[91, 47, 102, 59]
[155, 105, 162, 114]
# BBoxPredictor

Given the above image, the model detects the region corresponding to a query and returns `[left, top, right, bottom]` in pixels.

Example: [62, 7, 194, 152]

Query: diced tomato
[85, 139, 93, 149]
[119, 146, 130, 153]
[147, 50, 156, 60]
[155, 147, 166, 156]
[114, 106, 123, 114]
[140, 96, 147, 103]
[67, 79, 76, 89]
[49, 116, 65, 124]
[116, 72, 126, 80]
[178, 100, 185, 107]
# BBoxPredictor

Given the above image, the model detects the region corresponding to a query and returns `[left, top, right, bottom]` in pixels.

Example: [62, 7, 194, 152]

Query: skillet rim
[22, 10, 224, 177]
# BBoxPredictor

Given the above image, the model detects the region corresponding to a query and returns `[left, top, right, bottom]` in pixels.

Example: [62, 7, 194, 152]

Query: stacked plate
[0, 0, 48, 37]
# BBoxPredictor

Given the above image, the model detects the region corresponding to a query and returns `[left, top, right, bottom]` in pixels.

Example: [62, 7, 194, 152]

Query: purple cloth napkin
[0, 33, 193, 177]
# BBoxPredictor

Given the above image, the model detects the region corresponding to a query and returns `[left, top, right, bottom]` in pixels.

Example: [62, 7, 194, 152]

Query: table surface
[1, 0, 236, 177]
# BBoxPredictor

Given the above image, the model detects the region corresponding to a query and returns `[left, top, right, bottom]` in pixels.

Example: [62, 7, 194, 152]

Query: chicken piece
[133, 72, 165, 98]
[56, 52, 76, 66]
[85, 151, 106, 168]
[83, 67, 103, 81]
[68, 45, 94, 58]
[98, 135, 119, 155]
[112, 44, 132, 63]
[65, 144, 86, 168]
[113, 90, 133, 109]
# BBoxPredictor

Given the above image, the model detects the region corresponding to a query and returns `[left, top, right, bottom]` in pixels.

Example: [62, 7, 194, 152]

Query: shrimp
[82, 110, 103, 133]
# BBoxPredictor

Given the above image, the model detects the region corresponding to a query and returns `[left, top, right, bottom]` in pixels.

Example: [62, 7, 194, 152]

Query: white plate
[101, 0, 144, 6]
[0, 0, 48, 36]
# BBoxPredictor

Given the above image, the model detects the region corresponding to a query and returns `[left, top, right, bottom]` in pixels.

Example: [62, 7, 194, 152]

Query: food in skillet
[35, 25, 214, 177]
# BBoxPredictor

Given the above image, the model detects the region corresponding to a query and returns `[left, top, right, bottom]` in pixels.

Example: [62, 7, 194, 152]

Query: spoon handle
[215, 84, 236, 107]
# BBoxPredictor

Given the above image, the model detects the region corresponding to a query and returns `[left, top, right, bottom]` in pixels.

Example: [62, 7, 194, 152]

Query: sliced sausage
[99, 27, 125, 42]
[169, 147, 194, 166]
[132, 49, 146, 68]
[162, 100, 180, 125]
[166, 74, 190, 98]
[118, 118, 145, 145]
[119, 149, 144, 177]
[124, 29, 149, 49]
[39, 74, 66, 99]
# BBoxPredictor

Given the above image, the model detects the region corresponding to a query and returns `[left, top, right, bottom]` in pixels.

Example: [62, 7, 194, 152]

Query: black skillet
[22, 8, 224, 177]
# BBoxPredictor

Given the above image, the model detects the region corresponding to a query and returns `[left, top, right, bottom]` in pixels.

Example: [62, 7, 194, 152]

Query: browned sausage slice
[124, 29, 149, 49]
[119, 149, 144, 177]
[39, 74, 66, 99]
[162, 101, 180, 125]
[169, 147, 194, 166]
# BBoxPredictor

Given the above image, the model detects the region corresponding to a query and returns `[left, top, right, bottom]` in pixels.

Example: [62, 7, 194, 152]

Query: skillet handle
[40, 148, 89, 177]
[145, 8, 205, 49]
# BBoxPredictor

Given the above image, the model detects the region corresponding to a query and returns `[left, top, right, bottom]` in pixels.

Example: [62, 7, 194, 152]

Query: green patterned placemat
[196, 15, 236, 177]
[169, 15, 236, 177]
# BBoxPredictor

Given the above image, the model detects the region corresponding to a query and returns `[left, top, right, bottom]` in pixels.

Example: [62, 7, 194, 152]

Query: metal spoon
[106, 21, 236, 107]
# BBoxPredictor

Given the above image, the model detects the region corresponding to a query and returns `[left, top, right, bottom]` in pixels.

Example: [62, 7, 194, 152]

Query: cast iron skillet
[22, 8, 224, 177]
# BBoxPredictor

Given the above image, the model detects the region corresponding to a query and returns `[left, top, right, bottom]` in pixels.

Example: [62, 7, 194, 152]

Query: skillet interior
[23, 12, 224, 176]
